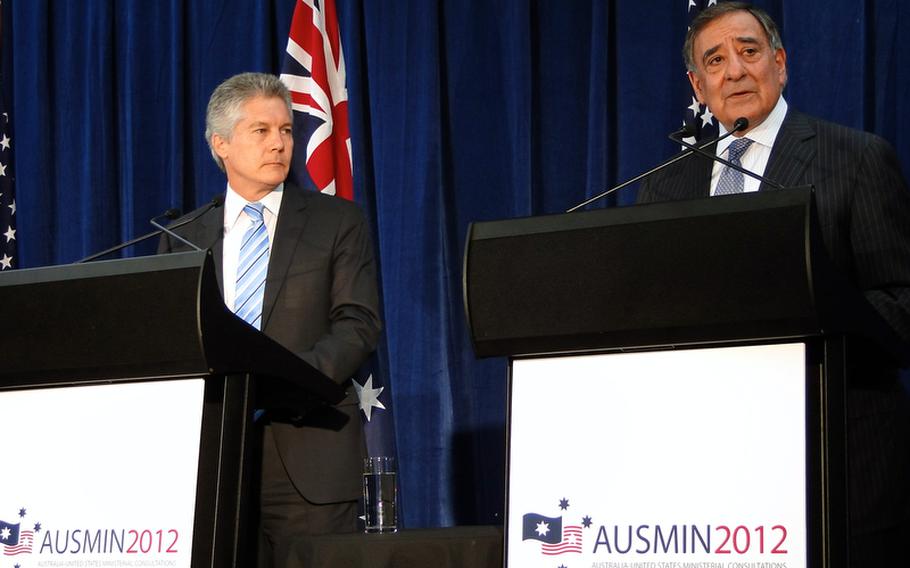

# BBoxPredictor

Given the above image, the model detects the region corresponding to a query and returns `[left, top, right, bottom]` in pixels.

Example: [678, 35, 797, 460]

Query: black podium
[463, 187, 908, 568]
[0, 251, 343, 567]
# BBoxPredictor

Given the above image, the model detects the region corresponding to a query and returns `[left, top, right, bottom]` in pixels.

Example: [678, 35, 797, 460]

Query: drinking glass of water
[363, 456, 398, 533]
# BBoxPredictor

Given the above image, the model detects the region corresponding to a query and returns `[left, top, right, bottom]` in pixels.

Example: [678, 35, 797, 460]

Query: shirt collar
[717, 96, 788, 155]
[223, 183, 284, 231]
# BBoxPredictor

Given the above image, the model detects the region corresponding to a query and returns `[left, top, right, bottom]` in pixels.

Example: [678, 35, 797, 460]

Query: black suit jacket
[639, 109, 910, 533]
[160, 183, 382, 504]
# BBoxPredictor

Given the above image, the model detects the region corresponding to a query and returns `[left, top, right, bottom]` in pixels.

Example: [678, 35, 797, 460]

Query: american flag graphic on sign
[541, 525, 583, 555]
[280, 0, 353, 200]
[2, 529, 34, 556]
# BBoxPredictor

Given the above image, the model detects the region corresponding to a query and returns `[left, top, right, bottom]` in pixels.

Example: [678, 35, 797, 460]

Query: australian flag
[522, 513, 563, 544]
[280, 1, 397, 463]
[683, 0, 720, 145]
[279, 0, 353, 199]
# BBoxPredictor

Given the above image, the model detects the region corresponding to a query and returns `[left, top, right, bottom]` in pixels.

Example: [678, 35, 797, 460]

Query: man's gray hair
[205, 72, 293, 172]
[683, 2, 785, 72]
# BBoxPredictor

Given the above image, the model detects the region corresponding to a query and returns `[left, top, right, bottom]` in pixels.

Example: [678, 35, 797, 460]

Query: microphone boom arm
[668, 126, 784, 191]
[565, 117, 751, 213]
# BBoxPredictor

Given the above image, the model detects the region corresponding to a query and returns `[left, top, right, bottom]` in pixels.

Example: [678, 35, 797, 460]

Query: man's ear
[774, 48, 788, 88]
[212, 133, 230, 160]
[687, 70, 705, 104]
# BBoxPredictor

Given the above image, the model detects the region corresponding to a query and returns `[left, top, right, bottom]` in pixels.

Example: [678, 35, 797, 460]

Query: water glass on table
[363, 456, 398, 533]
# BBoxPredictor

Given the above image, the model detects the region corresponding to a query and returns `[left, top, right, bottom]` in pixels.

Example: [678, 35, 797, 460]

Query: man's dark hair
[683, 2, 784, 72]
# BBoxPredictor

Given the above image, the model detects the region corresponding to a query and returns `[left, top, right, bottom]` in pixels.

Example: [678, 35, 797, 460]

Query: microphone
[151, 211, 202, 251]
[153, 194, 225, 252]
[565, 119, 750, 212]
[77, 195, 224, 263]
[668, 117, 785, 191]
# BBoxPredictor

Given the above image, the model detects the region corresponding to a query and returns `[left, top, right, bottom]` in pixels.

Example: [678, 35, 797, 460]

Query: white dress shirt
[710, 96, 788, 196]
[221, 183, 284, 312]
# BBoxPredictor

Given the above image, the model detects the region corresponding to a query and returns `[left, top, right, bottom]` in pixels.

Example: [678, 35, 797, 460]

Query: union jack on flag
[280, 0, 353, 200]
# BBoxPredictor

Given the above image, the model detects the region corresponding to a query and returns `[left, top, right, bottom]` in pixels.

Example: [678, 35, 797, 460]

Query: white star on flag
[700, 107, 714, 128]
[3, 226, 14, 242]
[0, 526, 10, 541]
[688, 96, 701, 116]
[0, 133, 10, 151]
[353, 374, 386, 421]
[0, 253, 11, 270]
[535, 521, 550, 536]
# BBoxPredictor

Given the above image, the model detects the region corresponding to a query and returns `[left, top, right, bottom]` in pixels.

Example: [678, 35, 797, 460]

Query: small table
[279, 526, 503, 568]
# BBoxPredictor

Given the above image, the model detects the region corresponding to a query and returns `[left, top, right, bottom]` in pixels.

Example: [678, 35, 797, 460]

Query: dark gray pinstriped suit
[638, 109, 910, 544]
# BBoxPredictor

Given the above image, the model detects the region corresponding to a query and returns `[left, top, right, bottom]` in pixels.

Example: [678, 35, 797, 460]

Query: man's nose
[725, 54, 747, 80]
[269, 129, 286, 150]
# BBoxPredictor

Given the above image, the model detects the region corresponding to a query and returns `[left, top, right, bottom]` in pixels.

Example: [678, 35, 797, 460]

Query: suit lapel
[671, 146, 713, 200]
[262, 184, 313, 328]
[688, 146, 714, 199]
[763, 110, 817, 190]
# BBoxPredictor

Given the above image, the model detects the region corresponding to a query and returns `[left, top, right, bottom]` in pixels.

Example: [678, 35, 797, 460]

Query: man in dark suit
[159, 72, 382, 565]
[638, 3, 910, 566]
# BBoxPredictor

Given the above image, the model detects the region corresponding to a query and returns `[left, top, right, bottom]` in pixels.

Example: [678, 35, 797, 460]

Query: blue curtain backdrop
[7, 0, 910, 528]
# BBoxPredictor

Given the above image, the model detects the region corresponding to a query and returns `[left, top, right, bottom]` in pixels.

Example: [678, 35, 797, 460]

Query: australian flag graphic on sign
[1, 508, 38, 556]
[522, 499, 587, 557]
[522, 513, 563, 544]
[0, 519, 21, 547]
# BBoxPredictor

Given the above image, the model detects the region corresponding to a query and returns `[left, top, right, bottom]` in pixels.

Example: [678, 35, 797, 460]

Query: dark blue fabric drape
[8, 0, 910, 528]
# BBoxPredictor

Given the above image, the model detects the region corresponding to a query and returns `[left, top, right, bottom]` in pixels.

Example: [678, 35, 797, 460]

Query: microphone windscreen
[733, 117, 750, 132]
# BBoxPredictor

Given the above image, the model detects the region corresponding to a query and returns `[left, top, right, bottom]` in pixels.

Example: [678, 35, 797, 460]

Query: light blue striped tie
[235, 203, 269, 330]
[715, 137, 754, 195]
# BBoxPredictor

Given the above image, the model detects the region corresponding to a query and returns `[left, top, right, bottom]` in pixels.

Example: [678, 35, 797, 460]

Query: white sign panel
[0, 379, 205, 568]
[508, 343, 807, 568]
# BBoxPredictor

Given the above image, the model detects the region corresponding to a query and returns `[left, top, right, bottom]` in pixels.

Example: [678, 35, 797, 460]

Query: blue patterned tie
[235, 203, 269, 330]
[715, 137, 754, 195]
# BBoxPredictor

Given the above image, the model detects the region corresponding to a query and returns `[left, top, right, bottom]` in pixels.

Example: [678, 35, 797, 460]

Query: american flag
[0, 0, 15, 271]
[683, 0, 720, 146]
[279, 0, 353, 199]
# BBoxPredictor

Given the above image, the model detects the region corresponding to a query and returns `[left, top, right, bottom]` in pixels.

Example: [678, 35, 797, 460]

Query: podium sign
[462, 189, 906, 567]
[0, 379, 205, 565]
[506, 343, 808, 567]
[0, 251, 347, 567]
